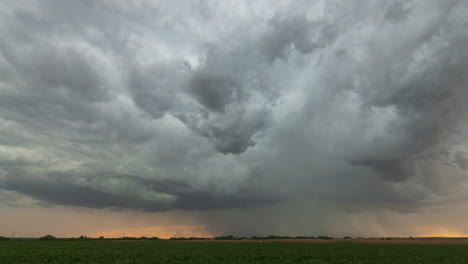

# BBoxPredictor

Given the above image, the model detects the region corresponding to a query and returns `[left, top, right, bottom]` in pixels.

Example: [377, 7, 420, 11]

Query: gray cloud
[344, 0, 468, 183]
[261, 13, 337, 62]
[383, 1, 413, 23]
[188, 71, 243, 113]
[0, 169, 280, 211]
[1, 0, 468, 236]
[176, 107, 268, 154]
[454, 151, 468, 170]
[129, 62, 188, 119]
[349, 158, 414, 181]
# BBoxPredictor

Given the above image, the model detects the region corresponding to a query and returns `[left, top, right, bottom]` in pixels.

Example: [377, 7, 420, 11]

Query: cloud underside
[0, 0, 468, 216]
[0, 169, 279, 211]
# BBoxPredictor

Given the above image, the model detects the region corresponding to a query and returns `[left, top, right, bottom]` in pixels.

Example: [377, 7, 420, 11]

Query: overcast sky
[1, 0, 468, 238]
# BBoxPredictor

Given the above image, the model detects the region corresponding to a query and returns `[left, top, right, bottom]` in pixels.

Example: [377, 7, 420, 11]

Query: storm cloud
[1, 0, 468, 237]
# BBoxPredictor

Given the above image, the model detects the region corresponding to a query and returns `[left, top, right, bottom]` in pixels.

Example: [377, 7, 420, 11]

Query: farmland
[2, 240, 468, 263]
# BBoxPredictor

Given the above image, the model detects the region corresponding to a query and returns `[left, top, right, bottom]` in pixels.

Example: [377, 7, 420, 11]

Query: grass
[1, 240, 468, 263]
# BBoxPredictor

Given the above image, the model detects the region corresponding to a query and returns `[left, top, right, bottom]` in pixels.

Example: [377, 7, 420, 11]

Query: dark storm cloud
[383, 1, 412, 23]
[261, 13, 337, 61]
[0, 157, 43, 168]
[188, 72, 242, 113]
[170, 41, 275, 154]
[454, 151, 468, 170]
[1, 0, 468, 236]
[346, 1, 468, 181]
[349, 158, 413, 181]
[176, 107, 268, 154]
[0, 43, 109, 103]
[128, 62, 189, 119]
[0, 169, 280, 211]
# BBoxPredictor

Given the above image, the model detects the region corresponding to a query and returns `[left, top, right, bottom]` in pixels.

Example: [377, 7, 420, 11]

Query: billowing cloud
[1, 0, 468, 237]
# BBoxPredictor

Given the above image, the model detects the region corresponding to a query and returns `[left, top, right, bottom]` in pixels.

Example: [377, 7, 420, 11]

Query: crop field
[1, 240, 468, 263]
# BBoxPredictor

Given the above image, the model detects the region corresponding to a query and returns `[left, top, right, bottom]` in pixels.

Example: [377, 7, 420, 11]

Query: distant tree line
[0, 234, 359, 241]
[251, 235, 334, 240]
[169, 237, 210, 240]
[32, 235, 160, 241]
[39, 235, 56, 241]
[110, 236, 160, 241]
[214, 235, 245, 240]
[169, 235, 323, 240]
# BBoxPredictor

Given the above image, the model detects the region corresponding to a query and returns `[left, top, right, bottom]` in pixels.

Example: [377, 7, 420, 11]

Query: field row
[2, 241, 468, 263]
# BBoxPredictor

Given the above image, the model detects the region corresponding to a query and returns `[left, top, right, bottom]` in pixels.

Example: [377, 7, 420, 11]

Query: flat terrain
[205, 238, 468, 244]
[2, 240, 468, 263]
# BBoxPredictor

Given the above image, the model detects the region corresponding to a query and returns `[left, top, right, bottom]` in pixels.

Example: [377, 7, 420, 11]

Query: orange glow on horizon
[417, 227, 468, 238]
[92, 225, 211, 239]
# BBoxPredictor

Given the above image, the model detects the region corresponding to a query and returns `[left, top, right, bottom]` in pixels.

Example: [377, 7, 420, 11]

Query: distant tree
[214, 235, 235, 240]
[0, 236, 10, 241]
[139, 236, 147, 240]
[343, 236, 352, 239]
[169, 237, 210, 240]
[98, 236, 105, 240]
[265, 235, 292, 239]
[148, 237, 160, 240]
[39, 235, 56, 241]
[120, 237, 138, 240]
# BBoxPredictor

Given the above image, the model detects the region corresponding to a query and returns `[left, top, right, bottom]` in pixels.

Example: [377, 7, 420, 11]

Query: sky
[1, 0, 468, 238]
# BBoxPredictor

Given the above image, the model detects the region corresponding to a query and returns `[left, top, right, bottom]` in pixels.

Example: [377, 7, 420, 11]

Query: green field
[1, 241, 468, 263]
